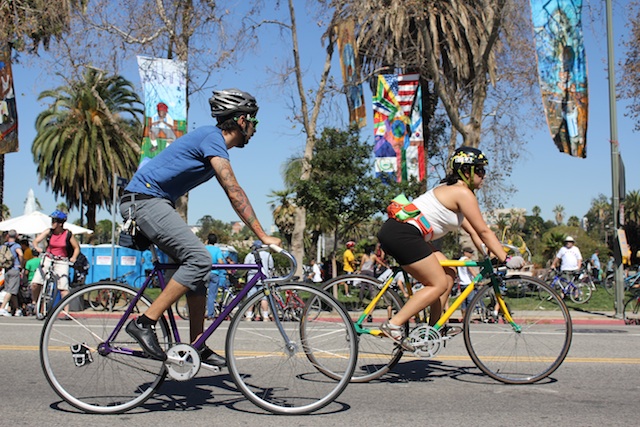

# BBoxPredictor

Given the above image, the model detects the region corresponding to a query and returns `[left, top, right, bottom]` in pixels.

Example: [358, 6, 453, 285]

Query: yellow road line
[8, 345, 640, 364]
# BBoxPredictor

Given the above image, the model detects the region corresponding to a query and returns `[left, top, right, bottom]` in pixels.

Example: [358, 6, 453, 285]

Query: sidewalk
[566, 308, 625, 325]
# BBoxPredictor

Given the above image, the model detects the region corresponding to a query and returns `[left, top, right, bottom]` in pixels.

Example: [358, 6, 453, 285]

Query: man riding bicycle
[121, 88, 280, 365]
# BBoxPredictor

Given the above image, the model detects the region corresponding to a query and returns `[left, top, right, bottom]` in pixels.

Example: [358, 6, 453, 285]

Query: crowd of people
[0, 210, 87, 317]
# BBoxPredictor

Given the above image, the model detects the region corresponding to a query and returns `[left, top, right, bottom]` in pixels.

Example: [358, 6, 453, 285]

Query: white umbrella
[0, 211, 93, 235]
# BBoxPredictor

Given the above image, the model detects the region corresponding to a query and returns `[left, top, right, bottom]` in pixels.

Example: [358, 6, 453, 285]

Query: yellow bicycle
[322, 257, 573, 384]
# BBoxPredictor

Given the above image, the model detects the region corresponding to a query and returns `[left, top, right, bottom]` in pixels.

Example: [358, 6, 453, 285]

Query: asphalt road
[1, 316, 638, 427]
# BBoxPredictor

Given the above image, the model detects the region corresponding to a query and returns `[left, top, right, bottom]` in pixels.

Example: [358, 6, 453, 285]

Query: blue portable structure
[81, 244, 143, 287]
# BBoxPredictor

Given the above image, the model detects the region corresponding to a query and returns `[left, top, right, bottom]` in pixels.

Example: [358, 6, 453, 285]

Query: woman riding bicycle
[30, 210, 80, 309]
[377, 146, 522, 349]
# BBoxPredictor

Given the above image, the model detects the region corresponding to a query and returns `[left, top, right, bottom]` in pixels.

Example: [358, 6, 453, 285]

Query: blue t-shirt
[126, 126, 229, 203]
[206, 245, 226, 277]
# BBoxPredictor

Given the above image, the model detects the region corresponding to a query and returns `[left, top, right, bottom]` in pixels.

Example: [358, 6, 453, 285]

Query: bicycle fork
[265, 285, 298, 356]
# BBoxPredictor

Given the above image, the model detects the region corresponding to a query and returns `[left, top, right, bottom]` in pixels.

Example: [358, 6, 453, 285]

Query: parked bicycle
[39, 244, 357, 415]
[322, 259, 572, 384]
[174, 278, 238, 321]
[623, 288, 640, 325]
[603, 269, 640, 295]
[544, 268, 592, 304]
[86, 272, 135, 312]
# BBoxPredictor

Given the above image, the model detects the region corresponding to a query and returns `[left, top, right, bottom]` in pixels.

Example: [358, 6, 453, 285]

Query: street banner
[137, 56, 187, 164]
[336, 20, 366, 128]
[373, 73, 425, 183]
[0, 44, 18, 155]
[531, 0, 588, 158]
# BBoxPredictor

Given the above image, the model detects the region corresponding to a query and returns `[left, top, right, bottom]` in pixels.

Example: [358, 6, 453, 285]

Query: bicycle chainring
[165, 344, 201, 381]
[406, 324, 442, 358]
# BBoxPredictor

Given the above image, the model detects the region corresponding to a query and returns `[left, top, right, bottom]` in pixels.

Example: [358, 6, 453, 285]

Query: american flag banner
[373, 73, 425, 183]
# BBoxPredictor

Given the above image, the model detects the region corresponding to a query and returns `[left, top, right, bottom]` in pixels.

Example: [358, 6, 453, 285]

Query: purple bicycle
[39, 244, 356, 415]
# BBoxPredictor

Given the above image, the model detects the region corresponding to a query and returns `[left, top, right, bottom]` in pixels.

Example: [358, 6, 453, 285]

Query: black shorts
[377, 218, 435, 265]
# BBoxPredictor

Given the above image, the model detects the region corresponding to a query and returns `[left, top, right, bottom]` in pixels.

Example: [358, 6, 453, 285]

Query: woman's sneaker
[380, 321, 415, 351]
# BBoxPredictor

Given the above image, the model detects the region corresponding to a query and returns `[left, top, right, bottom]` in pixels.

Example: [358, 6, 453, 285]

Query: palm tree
[269, 189, 297, 249]
[532, 206, 541, 217]
[625, 190, 640, 225]
[553, 205, 565, 226]
[32, 68, 142, 230]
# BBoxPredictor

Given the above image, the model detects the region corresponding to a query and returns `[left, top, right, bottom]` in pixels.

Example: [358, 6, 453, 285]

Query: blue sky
[2, 2, 638, 232]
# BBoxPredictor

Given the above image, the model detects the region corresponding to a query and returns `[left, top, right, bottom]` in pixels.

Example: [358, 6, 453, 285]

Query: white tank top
[410, 187, 463, 241]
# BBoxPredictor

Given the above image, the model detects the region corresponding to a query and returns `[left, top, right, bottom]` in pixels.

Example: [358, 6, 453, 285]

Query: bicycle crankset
[165, 344, 201, 381]
[406, 324, 443, 358]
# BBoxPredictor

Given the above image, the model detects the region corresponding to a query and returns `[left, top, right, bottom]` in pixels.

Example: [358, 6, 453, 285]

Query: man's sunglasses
[475, 166, 486, 178]
[247, 116, 259, 129]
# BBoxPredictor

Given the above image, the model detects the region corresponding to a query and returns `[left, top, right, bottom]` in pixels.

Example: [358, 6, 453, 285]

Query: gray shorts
[120, 197, 211, 294]
[3, 269, 21, 295]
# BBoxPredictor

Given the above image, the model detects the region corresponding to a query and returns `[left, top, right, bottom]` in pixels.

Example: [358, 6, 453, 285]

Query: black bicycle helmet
[449, 146, 488, 171]
[449, 146, 489, 190]
[209, 88, 259, 119]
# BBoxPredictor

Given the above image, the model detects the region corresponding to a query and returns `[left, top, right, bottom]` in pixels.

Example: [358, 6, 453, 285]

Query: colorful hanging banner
[137, 56, 187, 164]
[0, 45, 18, 155]
[336, 20, 366, 128]
[373, 73, 425, 183]
[531, 0, 588, 158]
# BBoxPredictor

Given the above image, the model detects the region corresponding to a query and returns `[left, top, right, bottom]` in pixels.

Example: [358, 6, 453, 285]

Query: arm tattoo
[214, 158, 267, 238]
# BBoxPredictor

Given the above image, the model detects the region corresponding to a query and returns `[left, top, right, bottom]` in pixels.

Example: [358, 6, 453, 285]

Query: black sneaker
[200, 346, 226, 367]
[125, 318, 167, 361]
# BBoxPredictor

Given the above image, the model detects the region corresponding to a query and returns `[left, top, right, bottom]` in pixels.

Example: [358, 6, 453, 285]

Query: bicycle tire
[37, 278, 57, 319]
[174, 295, 189, 320]
[569, 281, 592, 304]
[226, 282, 357, 415]
[322, 274, 406, 383]
[464, 276, 572, 384]
[623, 296, 640, 325]
[40, 283, 171, 414]
[86, 288, 106, 311]
[601, 275, 614, 295]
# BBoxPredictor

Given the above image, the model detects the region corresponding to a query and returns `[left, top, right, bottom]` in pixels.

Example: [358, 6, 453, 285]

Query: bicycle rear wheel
[623, 296, 640, 325]
[40, 283, 171, 414]
[226, 283, 357, 415]
[323, 275, 406, 383]
[464, 276, 572, 384]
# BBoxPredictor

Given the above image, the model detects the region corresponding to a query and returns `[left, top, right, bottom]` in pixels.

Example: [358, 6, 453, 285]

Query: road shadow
[570, 307, 618, 319]
[49, 370, 351, 416]
[355, 358, 558, 387]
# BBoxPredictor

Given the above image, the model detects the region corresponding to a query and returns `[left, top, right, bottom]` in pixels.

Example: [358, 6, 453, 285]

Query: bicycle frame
[356, 258, 520, 336]
[102, 246, 290, 358]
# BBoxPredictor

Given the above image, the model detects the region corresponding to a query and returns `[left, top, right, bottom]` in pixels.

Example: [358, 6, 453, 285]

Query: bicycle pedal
[200, 363, 222, 373]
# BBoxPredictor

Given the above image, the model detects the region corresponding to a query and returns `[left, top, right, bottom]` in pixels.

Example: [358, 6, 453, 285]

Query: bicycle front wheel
[37, 278, 57, 319]
[40, 283, 171, 414]
[226, 283, 357, 415]
[569, 281, 592, 304]
[464, 276, 572, 384]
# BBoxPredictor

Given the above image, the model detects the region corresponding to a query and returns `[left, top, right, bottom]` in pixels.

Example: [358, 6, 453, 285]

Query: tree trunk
[291, 206, 306, 278]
